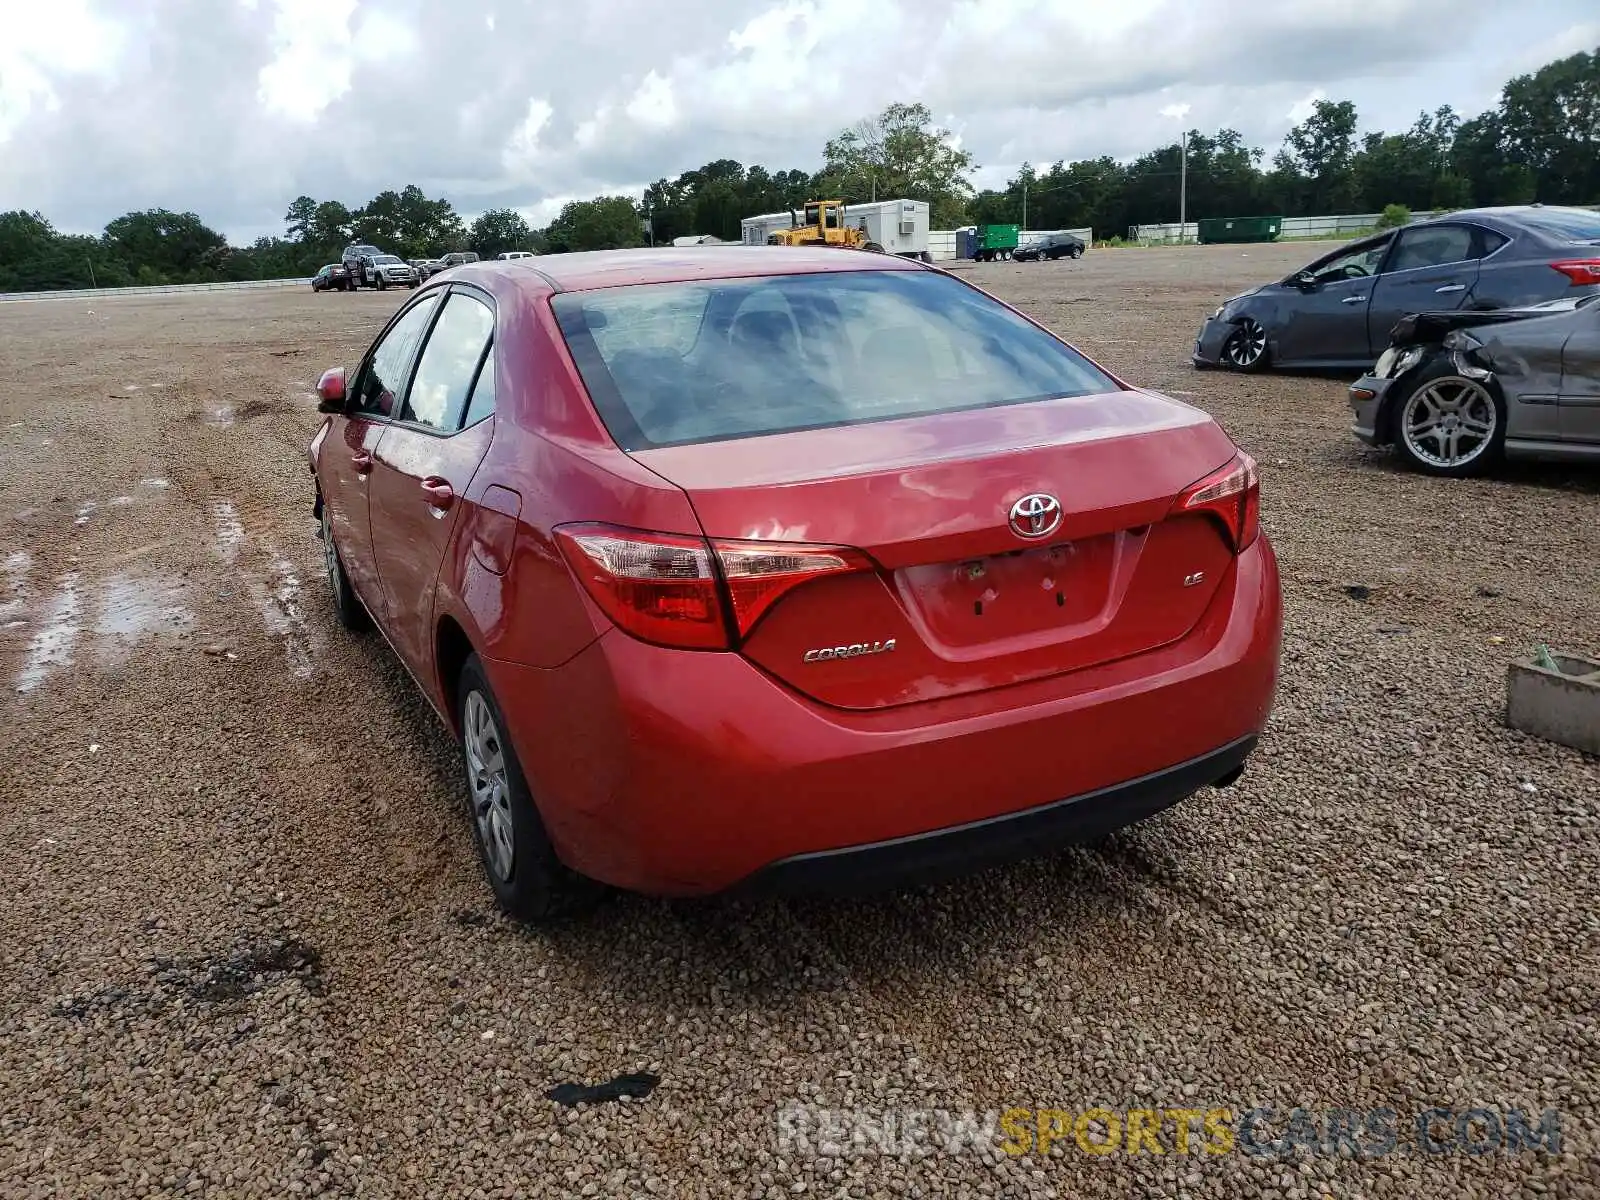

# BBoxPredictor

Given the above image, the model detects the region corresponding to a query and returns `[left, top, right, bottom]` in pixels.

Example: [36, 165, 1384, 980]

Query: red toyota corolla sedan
[309, 247, 1281, 919]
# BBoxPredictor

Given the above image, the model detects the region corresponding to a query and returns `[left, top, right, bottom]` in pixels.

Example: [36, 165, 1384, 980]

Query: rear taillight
[1174, 452, 1260, 553]
[555, 523, 870, 650]
[1551, 259, 1600, 286]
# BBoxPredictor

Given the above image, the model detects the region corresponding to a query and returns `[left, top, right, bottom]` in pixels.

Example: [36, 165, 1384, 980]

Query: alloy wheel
[1400, 376, 1497, 469]
[1224, 319, 1267, 369]
[463, 691, 515, 883]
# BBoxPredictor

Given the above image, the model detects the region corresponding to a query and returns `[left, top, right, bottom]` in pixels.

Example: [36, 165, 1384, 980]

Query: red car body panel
[310, 248, 1283, 898]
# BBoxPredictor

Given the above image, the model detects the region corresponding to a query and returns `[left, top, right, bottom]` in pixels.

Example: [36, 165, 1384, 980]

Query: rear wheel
[1392, 366, 1505, 477]
[456, 655, 595, 921]
[1222, 317, 1270, 371]
[1070, 245, 1083, 259]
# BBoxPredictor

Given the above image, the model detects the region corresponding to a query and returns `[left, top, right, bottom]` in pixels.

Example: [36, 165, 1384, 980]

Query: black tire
[377, 276, 388, 291]
[1222, 317, 1271, 372]
[1388, 360, 1506, 478]
[456, 654, 596, 921]
[320, 504, 370, 631]
[1070, 245, 1083, 259]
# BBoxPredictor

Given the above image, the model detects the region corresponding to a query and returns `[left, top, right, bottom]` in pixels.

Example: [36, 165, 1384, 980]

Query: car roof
[448, 245, 926, 293]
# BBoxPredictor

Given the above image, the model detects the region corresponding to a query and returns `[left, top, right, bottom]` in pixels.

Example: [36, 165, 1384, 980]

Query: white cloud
[0, 0, 1594, 243]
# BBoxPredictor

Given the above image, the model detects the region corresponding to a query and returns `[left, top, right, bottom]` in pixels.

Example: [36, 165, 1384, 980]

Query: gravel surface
[2, 248, 1596, 1199]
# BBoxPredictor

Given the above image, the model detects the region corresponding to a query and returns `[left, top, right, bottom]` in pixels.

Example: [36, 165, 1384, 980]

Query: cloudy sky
[0, 0, 1594, 243]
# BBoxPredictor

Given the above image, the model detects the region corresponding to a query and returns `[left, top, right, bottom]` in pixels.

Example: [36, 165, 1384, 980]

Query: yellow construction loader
[766, 200, 885, 252]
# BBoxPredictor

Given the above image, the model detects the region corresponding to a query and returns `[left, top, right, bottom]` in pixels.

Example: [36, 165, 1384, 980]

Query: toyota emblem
[1008, 493, 1063, 540]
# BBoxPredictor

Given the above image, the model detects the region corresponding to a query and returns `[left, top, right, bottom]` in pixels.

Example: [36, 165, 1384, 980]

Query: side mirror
[316, 367, 347, 414]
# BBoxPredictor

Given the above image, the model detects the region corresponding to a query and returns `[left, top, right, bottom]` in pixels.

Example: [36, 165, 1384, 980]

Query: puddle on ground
[211, 500, 244, 563]
[108, 496, 136, 507]
[1, 550, 31, 622]
[74, 503, 97, 527]
[94, 573, 192, 641]
[138, 478, 170, 491]
[204, 407, 236, 427]
[16, 574, 81, 693]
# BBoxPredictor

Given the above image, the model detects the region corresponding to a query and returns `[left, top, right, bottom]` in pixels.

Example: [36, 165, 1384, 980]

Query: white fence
[0, 277, 312, 304]
[1132, 204, 1600, 244]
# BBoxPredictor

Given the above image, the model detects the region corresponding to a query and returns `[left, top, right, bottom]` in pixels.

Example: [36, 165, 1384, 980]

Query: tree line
[1, 48, 1593, 292]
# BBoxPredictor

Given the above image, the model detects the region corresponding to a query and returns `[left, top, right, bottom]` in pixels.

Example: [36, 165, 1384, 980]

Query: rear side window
[551, 270, 1117, 450]
[403, 292, 494, 431]
[1521, 208, 1600, 243]
[1388, 225, 1475, 271]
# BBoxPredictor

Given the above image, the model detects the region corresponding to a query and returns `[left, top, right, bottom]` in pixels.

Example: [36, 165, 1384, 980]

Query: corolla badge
[1008, 493, 1063, 540]
[803, 639, 896, 663]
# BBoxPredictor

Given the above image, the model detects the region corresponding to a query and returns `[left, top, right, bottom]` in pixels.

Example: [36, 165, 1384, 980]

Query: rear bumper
[486, 535, 1282, 897]
[739, 734, 1256, 897]
[1349, 374, 1394, 446]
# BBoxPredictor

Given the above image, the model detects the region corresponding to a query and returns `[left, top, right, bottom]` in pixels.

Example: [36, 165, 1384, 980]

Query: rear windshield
[550, 269, 1117, 450]
[1522, 208, 1600, 242]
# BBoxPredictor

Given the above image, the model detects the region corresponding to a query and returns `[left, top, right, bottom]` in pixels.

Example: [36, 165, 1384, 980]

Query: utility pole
[1022, 177, 1028, 233]
[1179, 130, 1188, 244]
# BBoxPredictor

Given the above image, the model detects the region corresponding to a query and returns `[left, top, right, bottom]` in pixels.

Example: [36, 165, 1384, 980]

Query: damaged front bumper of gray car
[1191, 307, 1238, 366]
[1348, 338, 1492, 446]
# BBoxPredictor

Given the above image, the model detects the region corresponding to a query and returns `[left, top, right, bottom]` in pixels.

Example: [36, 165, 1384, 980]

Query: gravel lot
[2, 246, 1596, 1199]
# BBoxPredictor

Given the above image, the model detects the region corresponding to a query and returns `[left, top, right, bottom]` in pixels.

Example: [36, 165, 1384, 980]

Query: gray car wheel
[1223, 318, 1269, 371]
[1394, 371, 1504, 478]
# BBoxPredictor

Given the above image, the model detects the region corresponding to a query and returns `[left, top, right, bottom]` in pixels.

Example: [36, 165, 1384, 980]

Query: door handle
[351, 451, 373, 476]
[1434, 284, 1466, 294]
[1341, 295, 1367, 305]
[421, 477, 454, 516]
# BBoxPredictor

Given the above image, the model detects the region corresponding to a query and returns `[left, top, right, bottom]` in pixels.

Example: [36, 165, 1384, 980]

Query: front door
[326, 291, 442, 617]
[1367, 223, 1481, 352]
[1275, 234, 1393, 366]
[367, 287, 498, 678]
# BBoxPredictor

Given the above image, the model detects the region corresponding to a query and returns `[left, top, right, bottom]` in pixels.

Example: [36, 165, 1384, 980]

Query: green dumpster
[1196, 216, 1283, 244]
[973, 224, 1020, 261]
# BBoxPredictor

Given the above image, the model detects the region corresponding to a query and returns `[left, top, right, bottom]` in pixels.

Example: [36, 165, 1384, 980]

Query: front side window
[353, 293, 440, 417]
[552, 269, 1118, 450]
[1308, 236, 1393, 283]
[402, 293, 495, 431]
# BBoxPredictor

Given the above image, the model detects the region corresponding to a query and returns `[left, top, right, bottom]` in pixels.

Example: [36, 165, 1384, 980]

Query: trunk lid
[630, 390, 1243, 710]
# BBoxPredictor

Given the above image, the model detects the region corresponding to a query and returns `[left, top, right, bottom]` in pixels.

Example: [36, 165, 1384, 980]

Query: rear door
[1367, 223, 1481, 349]
[1558, 309, 1600, 444]
[323, 292, 442, 619]
[367, 287, 498, 676]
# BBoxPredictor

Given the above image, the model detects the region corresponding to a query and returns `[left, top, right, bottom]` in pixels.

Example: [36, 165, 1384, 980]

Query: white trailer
[839, 199, 931, 261]
[740, 211, 795, 246]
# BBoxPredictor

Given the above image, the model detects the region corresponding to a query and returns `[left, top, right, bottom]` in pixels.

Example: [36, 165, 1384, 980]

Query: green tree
[543, 196, 645, 253]
[467, 208, 533, 258]
[102, 209, 229, 283]
[1284, 99, 1362, 212]
[1497, 48, 1600, 203]
[819, 101, 975, 227]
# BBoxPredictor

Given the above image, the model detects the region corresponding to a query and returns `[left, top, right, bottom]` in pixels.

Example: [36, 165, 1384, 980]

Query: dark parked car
[1193, 205, 1600, 372]
[440, 251, 480, 269]
[341, 243, 384, 288]
[1347, 293, 1600, 476]
[1014, 232, 1085, 261]
[307, 247, 1280, 919]
[311, 263, 351, 292]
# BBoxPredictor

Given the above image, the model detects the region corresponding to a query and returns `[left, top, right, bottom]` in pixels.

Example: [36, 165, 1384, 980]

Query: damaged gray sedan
[1348, 295, 1600, 476]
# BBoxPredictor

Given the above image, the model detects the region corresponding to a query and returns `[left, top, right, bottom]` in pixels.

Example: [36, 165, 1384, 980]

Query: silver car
[1194, 206, 1600, 372]
[1348, 294, 1600, 475]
